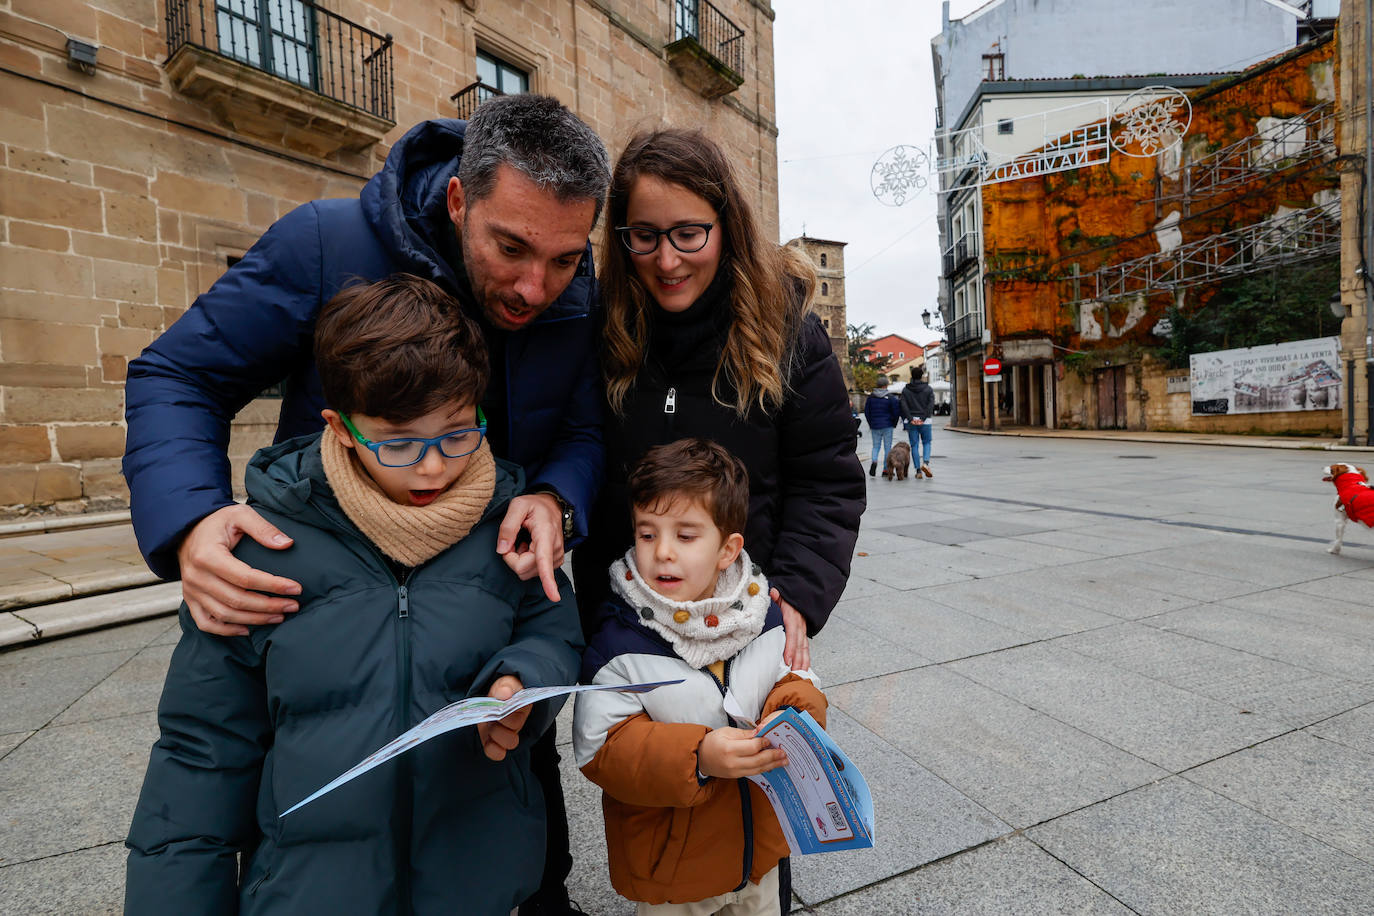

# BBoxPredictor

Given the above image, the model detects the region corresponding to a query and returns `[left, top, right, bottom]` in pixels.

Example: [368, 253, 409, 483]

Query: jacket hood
[360, 119, 467, 291]
[244, 433, 525, 535]
[359, 118, 597, 321]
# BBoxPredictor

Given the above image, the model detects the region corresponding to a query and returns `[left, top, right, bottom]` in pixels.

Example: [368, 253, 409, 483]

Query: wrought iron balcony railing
[167, 0, 394, 121]
[674, 0, 745, 77]
[949, 311, 984, 349]
[451, 81, 503, 121]
[941, 232, 978, 277]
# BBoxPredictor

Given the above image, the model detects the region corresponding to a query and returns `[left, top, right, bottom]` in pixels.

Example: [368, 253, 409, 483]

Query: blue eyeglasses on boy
[338, 408, 487, 468]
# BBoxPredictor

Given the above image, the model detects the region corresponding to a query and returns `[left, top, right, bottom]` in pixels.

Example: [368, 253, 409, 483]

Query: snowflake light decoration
[1110, 87, 1192, 158]
[871, 145, 930, 207]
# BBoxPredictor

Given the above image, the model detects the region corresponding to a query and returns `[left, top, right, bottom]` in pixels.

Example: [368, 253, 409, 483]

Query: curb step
[0, 510, 133, 539]
[0, 581, 183, 649]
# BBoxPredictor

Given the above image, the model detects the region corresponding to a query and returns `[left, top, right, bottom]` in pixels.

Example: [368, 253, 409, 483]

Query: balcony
[949, 311, 985, 350]
[451, 81, 502, 121]
[941, 232, 978, 277]
[165, 0, 395, 156]
[666, 0, 745, 99]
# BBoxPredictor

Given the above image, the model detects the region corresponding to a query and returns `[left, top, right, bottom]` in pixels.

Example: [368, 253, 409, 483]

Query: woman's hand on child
[477, 675, 529, 762]
[697, 726, 787, 779]
[771, 588, 811, 672]
[496, 493, 565, 603]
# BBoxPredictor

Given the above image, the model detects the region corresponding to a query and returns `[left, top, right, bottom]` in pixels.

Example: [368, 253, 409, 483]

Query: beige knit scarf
[320, 429, 496, 567]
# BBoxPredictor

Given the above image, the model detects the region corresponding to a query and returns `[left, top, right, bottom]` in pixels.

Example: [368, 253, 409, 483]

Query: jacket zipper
[395, 571, 413, 915]
[704, 658, 754, 893]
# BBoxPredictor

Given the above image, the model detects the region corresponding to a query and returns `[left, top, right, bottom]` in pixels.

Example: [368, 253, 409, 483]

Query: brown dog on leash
[884, 441, 912, 480]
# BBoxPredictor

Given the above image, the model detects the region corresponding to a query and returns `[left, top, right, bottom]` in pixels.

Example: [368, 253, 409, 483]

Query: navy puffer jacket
[123, 119, 604, 579]
[863, 389, 902, 429]
[125, 434, 583, 915]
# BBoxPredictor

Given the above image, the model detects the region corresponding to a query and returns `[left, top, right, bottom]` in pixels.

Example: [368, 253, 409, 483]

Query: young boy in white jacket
[573, 438, 827, 915]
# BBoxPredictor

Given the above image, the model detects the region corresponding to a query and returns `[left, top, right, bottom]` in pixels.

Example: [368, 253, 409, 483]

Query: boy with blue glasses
[125, 274, 584, 914]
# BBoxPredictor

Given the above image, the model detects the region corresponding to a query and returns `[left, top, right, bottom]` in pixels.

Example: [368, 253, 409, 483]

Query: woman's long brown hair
[600, 129, 816, 417]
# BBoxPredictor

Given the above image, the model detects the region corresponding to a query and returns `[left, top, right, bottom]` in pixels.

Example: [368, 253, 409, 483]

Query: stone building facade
[0, 0, 781, 515]
[784, 235, 848, 373]
[1338, 0, 1373, 445]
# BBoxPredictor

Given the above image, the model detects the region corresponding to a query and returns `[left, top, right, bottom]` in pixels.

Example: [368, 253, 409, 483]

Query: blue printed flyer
[746, 708, 875, 855]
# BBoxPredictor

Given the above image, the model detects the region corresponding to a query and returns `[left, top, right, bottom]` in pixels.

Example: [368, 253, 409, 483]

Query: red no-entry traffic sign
[983, 357, 1002, 376]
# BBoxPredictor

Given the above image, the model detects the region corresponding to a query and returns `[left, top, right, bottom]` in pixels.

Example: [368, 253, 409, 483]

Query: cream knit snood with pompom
[320, 429, 496, 567]
[610, 548, 771, 669]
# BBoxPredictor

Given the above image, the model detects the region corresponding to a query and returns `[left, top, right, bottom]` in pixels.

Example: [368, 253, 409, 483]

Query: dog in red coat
[1323, 463, 1374, 555]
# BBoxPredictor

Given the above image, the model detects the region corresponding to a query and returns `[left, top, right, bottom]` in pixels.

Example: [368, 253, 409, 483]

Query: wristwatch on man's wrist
[532, 487, 575, 539]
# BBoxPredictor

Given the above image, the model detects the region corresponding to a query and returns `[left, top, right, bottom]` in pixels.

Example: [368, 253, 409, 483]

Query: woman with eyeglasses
[570, 127, 865, 913]
[573, 128, 866, 654]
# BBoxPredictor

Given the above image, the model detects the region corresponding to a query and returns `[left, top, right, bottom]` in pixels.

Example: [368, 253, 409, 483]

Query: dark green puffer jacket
[125, 435, 583, 915]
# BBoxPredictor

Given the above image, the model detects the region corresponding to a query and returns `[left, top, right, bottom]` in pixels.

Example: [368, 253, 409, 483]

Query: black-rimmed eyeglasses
[616, 223, 715, 255]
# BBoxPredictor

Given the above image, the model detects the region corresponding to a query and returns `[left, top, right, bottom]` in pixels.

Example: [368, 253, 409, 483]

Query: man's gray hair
[458, 94, 610, 226]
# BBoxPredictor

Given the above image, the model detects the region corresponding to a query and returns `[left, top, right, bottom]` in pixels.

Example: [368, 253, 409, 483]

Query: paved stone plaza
[3, 428, 1374, 914]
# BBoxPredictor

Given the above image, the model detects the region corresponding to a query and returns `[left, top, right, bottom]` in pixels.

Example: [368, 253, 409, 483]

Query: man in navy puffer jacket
[122, 94, 606, 916]
[863, 375, 903, 477]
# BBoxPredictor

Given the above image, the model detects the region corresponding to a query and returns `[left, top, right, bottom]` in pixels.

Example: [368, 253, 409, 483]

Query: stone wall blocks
[79, 458, 129, 501]
[6, 148, 93, 186]
[0, 319, 98, 367]
[93, 261, 157, 304]
[0, 426, 53, 464]
[92, 166, 149, 196]
[2, 387, 124, 425]
[8, 222, 71, 252]
[0, 245, 93, 298]
[55, 425, 126, 462]
[0, 170, 105, 233]
[34, 463, 82, 502]
[71, 231, 161, 266]
[102, 192, 158, 241]
[97, 325, 154, 359]
[100, 355, 129, 384]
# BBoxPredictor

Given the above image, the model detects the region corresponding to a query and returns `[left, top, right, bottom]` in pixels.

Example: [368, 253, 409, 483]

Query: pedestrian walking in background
[900, 366, 936, 478]
[863, 375, 902, 477]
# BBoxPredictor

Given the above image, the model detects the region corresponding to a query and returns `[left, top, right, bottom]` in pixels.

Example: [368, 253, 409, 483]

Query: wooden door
[1095, 366, 1126, 429]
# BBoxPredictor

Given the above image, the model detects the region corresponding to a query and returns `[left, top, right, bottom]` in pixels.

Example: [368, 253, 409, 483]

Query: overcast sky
[774, 1, 987, 346]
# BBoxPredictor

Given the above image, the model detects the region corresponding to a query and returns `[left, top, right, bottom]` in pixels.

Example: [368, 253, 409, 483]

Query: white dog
[1323, 463, 1374, 555]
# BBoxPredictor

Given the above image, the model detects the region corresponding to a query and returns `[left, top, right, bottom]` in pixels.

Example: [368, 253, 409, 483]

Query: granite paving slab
[846, 552, 973, 590]
[835, 575, 902, 602]
[1285, 571, 1374, 603]
[1187, 731, 1374, 862]
[1053, 555, 1266, 603]
[806, 836, 1133, 916]
[789, 710, 1008, 906]
[958, 536, 1102, 567]
[1012, 528, 1147, 558]
[0, 649, 134, 734]
[881, 524, 996, 546]
[829, 596, 1030, 664]
[0, 730, 31, 759]
[1051, 520, 1219, 552]
[1028, 777, 1374, 915]
[809, 616, 933, 687]
[920, 579, 1118, 640]
[1130, 538, 1356, 588]
[1053, 622, 1374, 726]
[827, 668, 1165, 828]
[0, 712, 159, 865]
[853, 527, 926, 556]
[1001, 567, 1202, 620]
[0, 841, 126, 915]
[52, 644, 174, 727]
[948, 643, 1289, 772]
[937, 516, 1056, 537]
[1215, 588, 1374, 643]
[0, 615, 171, 667]
[560, 745, 623, 916]
[1151, 604, 1374, 683]
[1306, 702, 1374, 754]
[149, 617, 183, 647]
[858, 507, 966, 528]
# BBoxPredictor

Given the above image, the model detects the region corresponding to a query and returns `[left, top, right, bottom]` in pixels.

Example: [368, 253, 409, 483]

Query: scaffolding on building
[1157, 101, 1336, 211]
[1067, 100, 1340, 305]
[1085, 199, 1340, 302]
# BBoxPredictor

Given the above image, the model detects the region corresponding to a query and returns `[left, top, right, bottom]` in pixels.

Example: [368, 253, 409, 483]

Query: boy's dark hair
[911, 366, 925, 382]
[628, 439, 748, 537]
[314, 274, 488, 421]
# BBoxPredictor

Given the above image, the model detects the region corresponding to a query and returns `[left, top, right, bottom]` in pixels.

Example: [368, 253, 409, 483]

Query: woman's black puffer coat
[573, 281, 865, 636]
